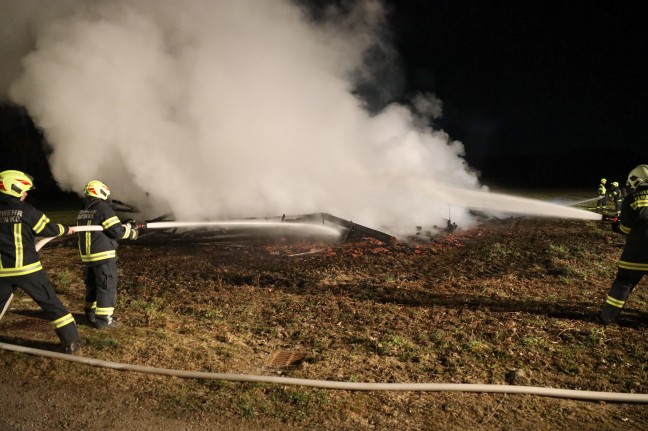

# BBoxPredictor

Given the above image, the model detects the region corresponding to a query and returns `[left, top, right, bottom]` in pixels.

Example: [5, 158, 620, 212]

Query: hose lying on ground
[0, 342, 646, 403]
[9, 223, 644, 403]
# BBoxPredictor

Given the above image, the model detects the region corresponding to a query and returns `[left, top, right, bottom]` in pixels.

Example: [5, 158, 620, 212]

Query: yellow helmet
[84, 180, 110, 200]
[627, 165, 648, 189]
[612, 182, 619, 187]
[600, 178, 607, 184]
[0, 170, 35, 198]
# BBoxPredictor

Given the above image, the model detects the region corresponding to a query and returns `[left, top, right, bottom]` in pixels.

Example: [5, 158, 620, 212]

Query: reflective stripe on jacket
[77, 197, 133, 265]
[598, 184, 606, 196]
[610, 187, 623, 204]
[0, 194, 67, 277]
[616, 184, 648, 271]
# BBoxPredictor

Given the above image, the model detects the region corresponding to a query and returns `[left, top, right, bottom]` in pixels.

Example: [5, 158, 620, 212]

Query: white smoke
[3, 0, 486, 234]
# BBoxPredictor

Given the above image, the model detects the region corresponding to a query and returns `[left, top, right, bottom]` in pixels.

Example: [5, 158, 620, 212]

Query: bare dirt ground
[1, 216, 647, 430]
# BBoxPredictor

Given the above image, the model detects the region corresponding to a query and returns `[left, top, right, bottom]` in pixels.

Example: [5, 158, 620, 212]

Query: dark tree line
[0, 103, 60, 195]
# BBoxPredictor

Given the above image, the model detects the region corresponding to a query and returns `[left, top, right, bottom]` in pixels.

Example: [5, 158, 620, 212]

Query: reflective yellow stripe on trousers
[51, 313, 75, 328]
[96, 307, 114, 316]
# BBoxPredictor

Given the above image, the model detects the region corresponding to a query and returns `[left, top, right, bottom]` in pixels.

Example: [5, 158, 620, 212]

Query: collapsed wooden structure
[131, 212, 397, 246]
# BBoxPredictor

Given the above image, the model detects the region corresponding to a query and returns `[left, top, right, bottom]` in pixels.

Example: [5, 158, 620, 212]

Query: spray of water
[424, 184, 601, 221]
[146, 220, 342, 238]
[0, 0, 600, 235]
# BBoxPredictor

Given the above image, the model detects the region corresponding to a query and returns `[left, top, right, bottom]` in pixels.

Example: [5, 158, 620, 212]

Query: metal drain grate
[265, 350, 307, 368]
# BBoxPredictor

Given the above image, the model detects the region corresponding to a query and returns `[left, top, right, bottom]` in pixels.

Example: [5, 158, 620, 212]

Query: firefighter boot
[64, 338, 86, 355]
[94, 315, 119, 329]
[54, 319, 83, 354]
[597, 274, 637, 325]
[596, 303, 622, 325]
[84, 308, 96, 325]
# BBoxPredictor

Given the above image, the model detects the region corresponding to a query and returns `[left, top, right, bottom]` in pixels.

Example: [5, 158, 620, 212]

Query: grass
[88, 336, 120, 350]
[487, 242, 521, 263]
[2, 214, 647, 430]
[52, 269, 77, 294]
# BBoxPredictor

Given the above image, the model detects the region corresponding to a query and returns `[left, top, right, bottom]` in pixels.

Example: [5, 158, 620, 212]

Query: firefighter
[597, 164, 648, 325]
[0, 170, 83, 353]
[77, 180, 138, 329]
[596, 178, 607, 211]
[609, 181, 623, 216]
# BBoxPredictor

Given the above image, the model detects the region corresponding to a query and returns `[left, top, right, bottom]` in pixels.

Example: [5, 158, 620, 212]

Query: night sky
[386, 0, 646, 188]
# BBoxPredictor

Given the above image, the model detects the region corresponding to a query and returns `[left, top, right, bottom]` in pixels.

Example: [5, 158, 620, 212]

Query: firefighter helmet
[84, 180, 110, 200]
[600, 178, 607, 184]
[0, 170, 35, 198]
[627, 165, 648, 189]
[612, 181, 619, 187]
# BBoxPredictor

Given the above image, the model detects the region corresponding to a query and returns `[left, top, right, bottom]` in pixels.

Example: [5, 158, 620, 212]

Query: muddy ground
[0, 216, 647, 430]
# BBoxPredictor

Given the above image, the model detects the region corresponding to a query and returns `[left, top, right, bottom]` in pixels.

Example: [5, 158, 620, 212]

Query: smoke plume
[1, 0, 503, 234]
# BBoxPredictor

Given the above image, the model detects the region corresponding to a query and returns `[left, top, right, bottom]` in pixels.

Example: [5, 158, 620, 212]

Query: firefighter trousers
[0, 270, 80, 346]
[598, 268, 645, 324]
[596, 195, 607, 210]
[83, 259, 118, 326]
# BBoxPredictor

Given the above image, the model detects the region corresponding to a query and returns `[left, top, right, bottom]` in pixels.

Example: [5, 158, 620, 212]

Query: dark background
[387, 0, 646, 188]
[1, 0, 646, 195]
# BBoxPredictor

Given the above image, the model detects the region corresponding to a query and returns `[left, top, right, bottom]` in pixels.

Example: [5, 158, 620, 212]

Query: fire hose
[1, 225, 106, 321]
[34, 220, 343, 251]
[2, 223, 647, 402]
[1, 221, 342, 322]
[0, 341, 646, 403]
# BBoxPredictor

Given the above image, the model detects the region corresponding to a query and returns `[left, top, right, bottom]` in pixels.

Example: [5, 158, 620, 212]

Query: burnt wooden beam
[320, 213, 397, 245]
[281, 213, 396, 245]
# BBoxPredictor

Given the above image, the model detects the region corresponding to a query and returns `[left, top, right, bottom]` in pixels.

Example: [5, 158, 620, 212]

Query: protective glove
[125, 219, 139, 239]
[611, 220, 621, 234]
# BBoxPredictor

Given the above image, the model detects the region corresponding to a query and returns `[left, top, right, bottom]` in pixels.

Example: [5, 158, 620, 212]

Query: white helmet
[627, 165, 648, 189]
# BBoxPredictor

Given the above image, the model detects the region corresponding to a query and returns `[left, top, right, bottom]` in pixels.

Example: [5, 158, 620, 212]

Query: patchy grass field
[1, 215, 647, 430]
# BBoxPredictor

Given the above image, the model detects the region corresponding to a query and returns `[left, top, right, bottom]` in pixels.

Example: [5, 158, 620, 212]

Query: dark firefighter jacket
[0, 194, 68, 277]
[610, 186, 623, 204]
[616, 183, 648, 271]
[77, 197, 136, 265]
